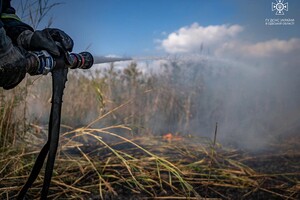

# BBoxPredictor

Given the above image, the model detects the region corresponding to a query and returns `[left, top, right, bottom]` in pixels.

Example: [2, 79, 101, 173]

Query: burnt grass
[1, 132, 299, 200]
[73, 135, 300, 200]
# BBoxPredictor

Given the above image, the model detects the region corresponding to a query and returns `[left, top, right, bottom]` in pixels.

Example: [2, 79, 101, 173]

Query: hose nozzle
[69, 52, 94, 69]
[26, 51, 94, 74]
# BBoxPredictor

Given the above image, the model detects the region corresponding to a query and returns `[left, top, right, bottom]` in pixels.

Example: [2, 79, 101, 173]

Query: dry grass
[1, 118, 299, 199]
[1, 67, 300, 199]
[1, 61, 300, 199]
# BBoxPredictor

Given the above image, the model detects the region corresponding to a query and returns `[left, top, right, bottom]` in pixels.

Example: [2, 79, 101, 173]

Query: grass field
[1, 60, 299, 199]
[1, 124, 299, 199]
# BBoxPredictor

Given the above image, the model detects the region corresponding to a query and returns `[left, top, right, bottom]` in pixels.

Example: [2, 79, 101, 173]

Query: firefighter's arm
[0, 27, 27, 90]
[1, 2, 34, 45]
[0, 26, 57, 90]
[1, 1, 73, 56]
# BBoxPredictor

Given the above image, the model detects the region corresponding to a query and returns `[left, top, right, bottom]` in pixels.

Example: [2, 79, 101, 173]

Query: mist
[147, 53, 300, 150]
[23, 50, 300, 151]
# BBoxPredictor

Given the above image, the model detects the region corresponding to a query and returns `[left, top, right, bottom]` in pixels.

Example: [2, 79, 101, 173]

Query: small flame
[162, 133, 183, 142]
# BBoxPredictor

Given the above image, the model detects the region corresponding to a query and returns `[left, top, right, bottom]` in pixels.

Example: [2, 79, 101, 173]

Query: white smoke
[156, 23, 300, 150]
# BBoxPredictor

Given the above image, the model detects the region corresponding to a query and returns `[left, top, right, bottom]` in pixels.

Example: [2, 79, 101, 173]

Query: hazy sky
[12, 0, 300, 58]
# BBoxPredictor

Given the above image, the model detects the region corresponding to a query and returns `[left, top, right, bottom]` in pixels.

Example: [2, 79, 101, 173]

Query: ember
[162, 133, 183, 142]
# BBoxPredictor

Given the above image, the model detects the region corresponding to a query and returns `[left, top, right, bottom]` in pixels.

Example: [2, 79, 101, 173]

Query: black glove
[17, 28, 74, 56]
[46, 28, 74, 52]
[1, 26, 56, 90]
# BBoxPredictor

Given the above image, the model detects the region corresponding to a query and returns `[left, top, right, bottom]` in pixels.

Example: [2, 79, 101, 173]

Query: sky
[12, 0, 300, 58]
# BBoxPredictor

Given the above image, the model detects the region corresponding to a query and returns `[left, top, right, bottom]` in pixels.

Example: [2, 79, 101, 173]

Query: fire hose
[17, 47, 94, 199]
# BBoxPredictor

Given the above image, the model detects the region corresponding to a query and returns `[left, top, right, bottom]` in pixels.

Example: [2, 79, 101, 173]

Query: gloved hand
[17, 28, 74, 56]
[1, 27, 54, 89]
[47, 28, 74, 52]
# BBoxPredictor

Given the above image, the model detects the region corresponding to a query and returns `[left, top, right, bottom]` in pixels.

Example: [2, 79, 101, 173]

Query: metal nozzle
[27, 50, 95, 73]
[69, 52, 94, 69]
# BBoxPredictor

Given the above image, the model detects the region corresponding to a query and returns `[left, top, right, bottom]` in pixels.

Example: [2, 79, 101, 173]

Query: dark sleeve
[1, 0, 34, 45]
[0, 0, 2, 28]
[0, 1, 29, 90]
[0, 28, 27, 89]
[0, 59, 26, 90]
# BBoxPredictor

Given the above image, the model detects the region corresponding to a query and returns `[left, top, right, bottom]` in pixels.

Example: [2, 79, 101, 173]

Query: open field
[1, 58, 300, 199]
[1, 123, 299, 199]
[1, 1, 300, 199]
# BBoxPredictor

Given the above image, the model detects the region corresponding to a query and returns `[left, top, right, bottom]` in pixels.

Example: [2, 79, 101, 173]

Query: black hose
[17, 48, 93, 199]
[17, 141, 50, 199]
[17, 66, 68, 200]
[40, 67, 68, 199]
[17, 106, 53, 200]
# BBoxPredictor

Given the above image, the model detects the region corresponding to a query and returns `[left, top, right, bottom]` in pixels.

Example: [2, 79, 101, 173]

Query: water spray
[93, 55, 167, 65]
